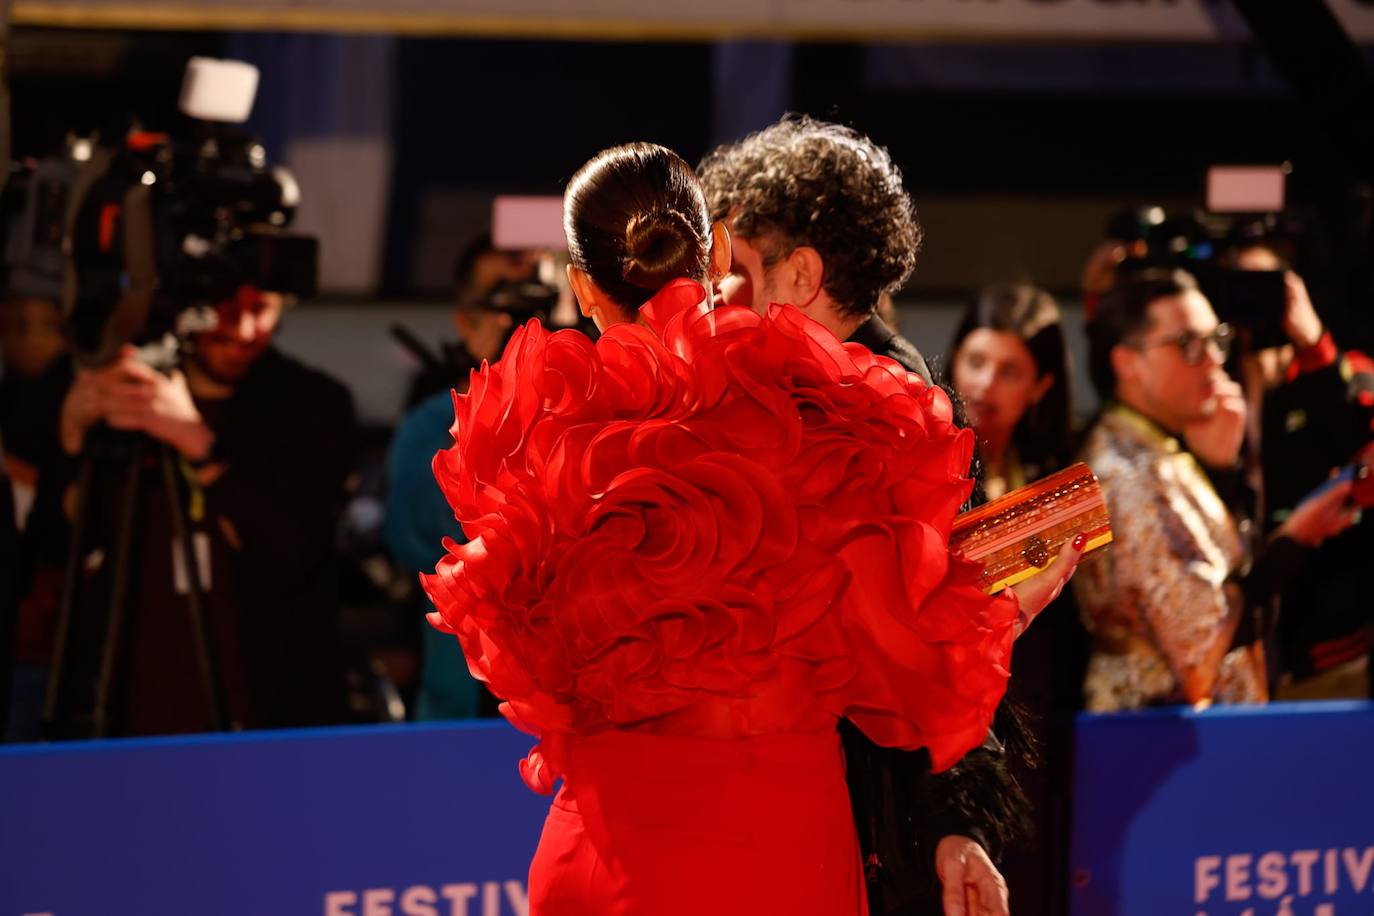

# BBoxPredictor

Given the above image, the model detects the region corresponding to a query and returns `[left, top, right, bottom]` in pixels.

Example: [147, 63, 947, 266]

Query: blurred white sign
[1206, 165, 1288, 214]
[492, 196, 567, 251]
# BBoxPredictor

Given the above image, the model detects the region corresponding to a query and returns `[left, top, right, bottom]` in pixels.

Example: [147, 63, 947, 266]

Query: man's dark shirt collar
[845, 314, 933, 386]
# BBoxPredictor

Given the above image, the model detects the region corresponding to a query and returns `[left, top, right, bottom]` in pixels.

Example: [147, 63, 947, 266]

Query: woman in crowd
[423, 143, 1082, 916]
[945, 284, 1086, 916]
[947, 283, 1074, 499]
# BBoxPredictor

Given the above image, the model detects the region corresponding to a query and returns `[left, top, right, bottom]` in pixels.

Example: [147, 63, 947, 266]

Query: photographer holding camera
[1229, 238, 1374, 699]
[13, 59, 362, 738]
[42, 283, 357, 736]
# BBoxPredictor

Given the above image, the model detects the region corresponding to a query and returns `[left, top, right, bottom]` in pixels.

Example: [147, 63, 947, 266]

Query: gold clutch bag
[949, 462, 1113, 594]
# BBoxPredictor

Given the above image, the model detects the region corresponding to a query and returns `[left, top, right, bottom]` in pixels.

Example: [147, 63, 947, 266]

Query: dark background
[7, 25, 1372, 349]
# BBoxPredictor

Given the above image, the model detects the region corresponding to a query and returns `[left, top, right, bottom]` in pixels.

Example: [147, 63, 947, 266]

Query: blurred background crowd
[1, 3, 1373, 913]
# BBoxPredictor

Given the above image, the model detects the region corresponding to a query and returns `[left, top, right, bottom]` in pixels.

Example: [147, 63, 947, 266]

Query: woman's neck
[978, 427, 1013, 473]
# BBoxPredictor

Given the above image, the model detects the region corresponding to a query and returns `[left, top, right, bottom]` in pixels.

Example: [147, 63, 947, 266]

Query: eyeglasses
[1129, 322, 1234, 366]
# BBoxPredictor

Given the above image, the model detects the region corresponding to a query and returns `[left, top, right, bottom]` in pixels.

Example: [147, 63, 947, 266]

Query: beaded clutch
[949, 462, 1113, 594]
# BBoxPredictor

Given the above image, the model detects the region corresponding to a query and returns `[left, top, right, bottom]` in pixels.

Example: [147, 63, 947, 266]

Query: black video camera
[483, 278, 559, 326]
[1107, 202, 1305, 351]
[1, 57, 317, 371]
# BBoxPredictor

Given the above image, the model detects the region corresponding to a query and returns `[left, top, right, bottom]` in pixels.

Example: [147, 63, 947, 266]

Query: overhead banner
[12, 0, 1374, 42]
[1070, 701, 1374, 916]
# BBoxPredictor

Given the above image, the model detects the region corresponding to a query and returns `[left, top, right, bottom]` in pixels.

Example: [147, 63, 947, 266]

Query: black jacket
[849, 315, 934, 386]
[842, 315, 1029, 915]
[1263, 343, 1374, 680]
[42, 347, 357, 736]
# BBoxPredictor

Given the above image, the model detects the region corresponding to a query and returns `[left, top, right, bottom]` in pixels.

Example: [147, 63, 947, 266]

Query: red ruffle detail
[423, 281, 1018, 784]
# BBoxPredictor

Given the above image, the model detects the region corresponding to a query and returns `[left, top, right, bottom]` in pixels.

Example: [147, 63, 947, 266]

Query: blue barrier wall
[1070, 701, 1374, 916]
[0, 722, 548, 916]
[3, 702, 1371, 915]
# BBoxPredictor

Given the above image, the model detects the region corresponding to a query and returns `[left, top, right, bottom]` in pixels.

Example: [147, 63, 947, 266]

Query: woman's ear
[566, 263, 594, 318]
[1031, 372, 1056, 404]
[708, 220, 731, 282]
[567, 263, 628, 332]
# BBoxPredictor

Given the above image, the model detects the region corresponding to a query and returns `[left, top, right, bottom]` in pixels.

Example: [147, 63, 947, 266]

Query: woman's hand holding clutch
[948, 462, 1113, 638]
[1009, 532, 1086, 637]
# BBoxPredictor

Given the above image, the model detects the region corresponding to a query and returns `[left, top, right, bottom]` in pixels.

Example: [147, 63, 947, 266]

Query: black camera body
[68, 126, 315, 369]
[484, 278, 559, 326]
[1109, 207, 1299, 350]
[2, 61, 317, 371]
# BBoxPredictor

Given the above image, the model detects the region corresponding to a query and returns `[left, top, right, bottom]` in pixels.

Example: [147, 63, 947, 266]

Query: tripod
[42, 426, 229, 738]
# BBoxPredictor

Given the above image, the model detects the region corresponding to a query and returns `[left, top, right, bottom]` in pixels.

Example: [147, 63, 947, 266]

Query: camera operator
[401, 234, 540, 409]
[385, 234, 541, 720]
[41, 284, 357, 736]
[1228, 239, 1374, 699]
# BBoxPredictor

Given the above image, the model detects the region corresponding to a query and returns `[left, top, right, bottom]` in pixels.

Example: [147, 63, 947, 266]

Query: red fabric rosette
[423, 279, 1018, 790]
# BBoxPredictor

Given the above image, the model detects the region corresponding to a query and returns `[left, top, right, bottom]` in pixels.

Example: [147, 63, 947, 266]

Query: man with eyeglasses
[1075, 269, 1356, 712]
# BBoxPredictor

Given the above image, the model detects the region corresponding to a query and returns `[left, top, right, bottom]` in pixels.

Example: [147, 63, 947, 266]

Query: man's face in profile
[192, 288, 284, 385]
[1127, 290, 1229, 429]
[715, 223, 782, 315]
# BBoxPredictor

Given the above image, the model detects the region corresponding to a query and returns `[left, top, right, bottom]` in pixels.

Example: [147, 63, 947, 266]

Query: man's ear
[708, 220, 731, 282]
[1109, 343, 1139, 387]
[782, 246, 825, 308]
[453, 308, 476, 338]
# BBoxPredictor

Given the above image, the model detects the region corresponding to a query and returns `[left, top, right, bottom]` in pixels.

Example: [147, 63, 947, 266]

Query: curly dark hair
[698, 115, 923, 318]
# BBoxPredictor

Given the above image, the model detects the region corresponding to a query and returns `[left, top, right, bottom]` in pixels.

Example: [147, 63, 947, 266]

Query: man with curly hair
[699, 114, 932, 386]
[700, 116, 1022, 916]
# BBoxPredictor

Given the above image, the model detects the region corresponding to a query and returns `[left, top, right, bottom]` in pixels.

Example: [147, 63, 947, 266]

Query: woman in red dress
[424, 143, 1080, 916]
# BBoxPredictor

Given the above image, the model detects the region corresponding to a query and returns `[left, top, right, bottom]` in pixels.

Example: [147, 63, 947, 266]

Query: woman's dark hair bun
[564, 143, 711, 316]
[622, 208, 700, 291]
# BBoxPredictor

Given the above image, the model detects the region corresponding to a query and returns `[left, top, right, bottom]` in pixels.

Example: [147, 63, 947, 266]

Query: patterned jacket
[1074, 404, 1266, 711]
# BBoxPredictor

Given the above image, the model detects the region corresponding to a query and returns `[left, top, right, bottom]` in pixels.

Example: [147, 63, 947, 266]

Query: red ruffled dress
[424, 280, 1019, 915]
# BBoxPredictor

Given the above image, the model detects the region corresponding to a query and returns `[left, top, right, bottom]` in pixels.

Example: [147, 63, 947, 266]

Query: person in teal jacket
[384, 234, 540, 719]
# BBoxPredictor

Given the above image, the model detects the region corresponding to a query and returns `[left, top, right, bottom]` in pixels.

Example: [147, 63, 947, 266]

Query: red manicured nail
[1071, 532, 1088, 551]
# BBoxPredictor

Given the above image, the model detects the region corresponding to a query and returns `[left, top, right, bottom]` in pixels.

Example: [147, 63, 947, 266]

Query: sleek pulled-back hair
[1087, 268, 1198, 399]
[949, 283, 1073, 472]
[698, 115, 922, 319]
[564, 143, 711, 317]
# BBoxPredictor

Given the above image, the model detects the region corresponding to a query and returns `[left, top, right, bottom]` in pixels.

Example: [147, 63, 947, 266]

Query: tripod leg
[90, 437, 146, 738]
[42, 452, 95, 736]
[160, 444, 229, 731]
